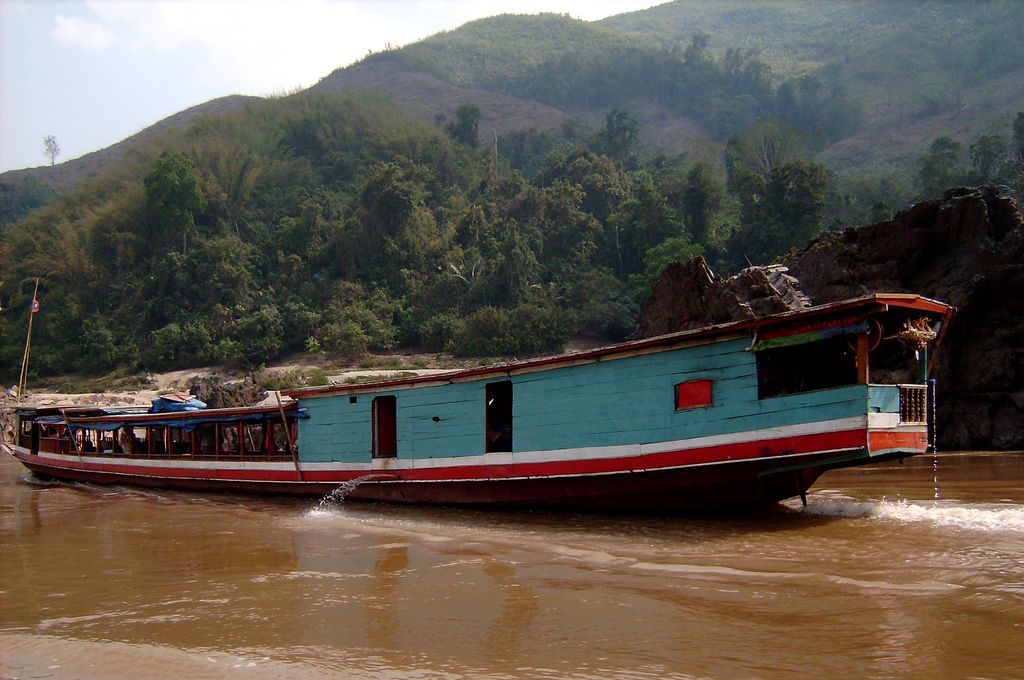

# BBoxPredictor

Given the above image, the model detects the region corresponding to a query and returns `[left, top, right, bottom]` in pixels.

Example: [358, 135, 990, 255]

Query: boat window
[243, 424, 263, 455]
[149, 426, 167, 455]
[112, 427, 127, 453]
[485, 381, 513, 453]
[98, 431, 116, 453]
[79, 429, 97, 453]
[757, 336, 857, 398]
[220, 424, 239, 456]
[372, 396, 397, 458]
[196, 425, 216, 456]
[271, 421, 292, 455]
[169, 427, 190, 456]
[131, 427, 147, 455]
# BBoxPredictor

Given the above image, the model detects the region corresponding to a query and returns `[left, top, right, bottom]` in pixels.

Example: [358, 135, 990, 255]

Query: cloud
[1, 1, 29, 19]
[51, 14, 114, 51]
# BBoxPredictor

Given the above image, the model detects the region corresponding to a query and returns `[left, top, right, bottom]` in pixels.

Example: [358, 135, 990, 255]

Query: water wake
[313, 473, 397, 512]
[795, 496, 1024, 532]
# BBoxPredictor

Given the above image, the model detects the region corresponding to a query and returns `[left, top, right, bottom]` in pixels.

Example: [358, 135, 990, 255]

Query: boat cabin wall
[295, 337, 880, 463]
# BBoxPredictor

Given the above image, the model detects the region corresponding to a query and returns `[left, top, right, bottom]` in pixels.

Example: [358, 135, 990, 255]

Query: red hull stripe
[16, 428, 870, 484]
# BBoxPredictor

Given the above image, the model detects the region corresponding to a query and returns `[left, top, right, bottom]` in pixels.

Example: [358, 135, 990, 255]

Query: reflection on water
[1, 452, 1023, 679]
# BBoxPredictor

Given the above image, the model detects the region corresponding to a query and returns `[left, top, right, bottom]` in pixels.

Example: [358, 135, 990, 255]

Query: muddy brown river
[2, 451, 1022, 679]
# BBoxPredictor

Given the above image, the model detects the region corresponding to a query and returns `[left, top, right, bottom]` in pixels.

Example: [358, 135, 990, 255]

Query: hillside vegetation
[2, 0, 1024, 382]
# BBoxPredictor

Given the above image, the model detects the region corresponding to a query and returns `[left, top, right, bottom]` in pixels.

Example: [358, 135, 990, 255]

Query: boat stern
[866, 382, 933, 458]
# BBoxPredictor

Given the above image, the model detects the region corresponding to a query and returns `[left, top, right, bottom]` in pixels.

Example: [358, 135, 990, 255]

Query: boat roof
[17, 402, 301, 424]
[285, 293, 954, 400]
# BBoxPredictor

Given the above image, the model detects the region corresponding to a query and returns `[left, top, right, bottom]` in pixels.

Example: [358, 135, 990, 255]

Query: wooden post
[856, 333, 869, 384]
[275, 392, 303, 481]
[17, 278, 40, 402]
[59, 408, 84, 463]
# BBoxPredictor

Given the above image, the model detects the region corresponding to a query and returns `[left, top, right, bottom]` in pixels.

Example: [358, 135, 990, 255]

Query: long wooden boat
[8, 294, 953, 511]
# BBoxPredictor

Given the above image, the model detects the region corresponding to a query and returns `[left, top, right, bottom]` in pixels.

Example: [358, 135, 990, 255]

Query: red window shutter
[675, 379, 712, 410]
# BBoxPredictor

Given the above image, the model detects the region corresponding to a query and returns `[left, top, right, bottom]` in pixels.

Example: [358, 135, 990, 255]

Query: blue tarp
[65, 409, 309, 433]
[149, 396, 207, 413]
[35, 415, 68, 425]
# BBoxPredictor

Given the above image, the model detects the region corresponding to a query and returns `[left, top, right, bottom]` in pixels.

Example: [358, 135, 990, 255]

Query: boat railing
[66, 443, 294, 462]
[898, 384, 928, 424]
[29, 417, 298, 462]
[38, 434, 71, 454]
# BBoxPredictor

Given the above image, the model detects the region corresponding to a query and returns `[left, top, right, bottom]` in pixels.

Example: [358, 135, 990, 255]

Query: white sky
[0, 0, 662, 172]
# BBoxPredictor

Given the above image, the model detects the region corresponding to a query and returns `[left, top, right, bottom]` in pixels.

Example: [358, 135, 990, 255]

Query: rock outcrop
[186, 375, 267, 409]
[634, 257, 809, 337]
[636, 185, 1024, 450]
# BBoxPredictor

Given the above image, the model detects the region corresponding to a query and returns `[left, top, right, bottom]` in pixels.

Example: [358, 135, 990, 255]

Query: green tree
[357, 159, 440, 283]
[596, 109, 641, 167]
[727, 160, 830, 267]
[0, 177, 57, 226]
[726, 121, 810, 189]
[969, 134, 1008, 184]
[483, 220, 540, 307]
[144, 152, 208, 253]
[611, 171, 685, 275]
[445, 103, 482, 148]
[564, 267, 637, 340]
[43, 135, 60, 166]
[538, 148, 628, 225]
[635, 236, 703, 295]
[229, 303, 284, 366]
[1013, 112, 1024, 166]
[918, 136, 964, 198]
[681, 159, 723, 245]
[1007, 111, 1024, 196]
[447, 306, 509, 356]
[683, 33, 711, 68]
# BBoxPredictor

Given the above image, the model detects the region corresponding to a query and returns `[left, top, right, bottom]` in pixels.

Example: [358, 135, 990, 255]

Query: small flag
[31, 298, 40, 313]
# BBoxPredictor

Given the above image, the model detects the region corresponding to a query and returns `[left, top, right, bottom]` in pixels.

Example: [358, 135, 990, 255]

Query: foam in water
[314, 473, 396, 511]
[796, 495, 1024, 532]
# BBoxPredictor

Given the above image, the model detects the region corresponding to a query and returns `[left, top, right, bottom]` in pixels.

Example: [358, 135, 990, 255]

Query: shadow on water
[310, 491, 846, 546]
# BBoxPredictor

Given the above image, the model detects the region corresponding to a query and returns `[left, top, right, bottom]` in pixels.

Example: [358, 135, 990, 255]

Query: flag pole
[17, 278, 40, 403]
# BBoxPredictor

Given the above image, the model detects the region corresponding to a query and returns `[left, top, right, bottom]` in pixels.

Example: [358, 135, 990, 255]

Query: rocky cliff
[636, 185, 1024, 450]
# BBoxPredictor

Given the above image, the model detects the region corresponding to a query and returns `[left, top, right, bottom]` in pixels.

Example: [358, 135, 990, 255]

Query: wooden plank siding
[868, 385, 901, 413]
[296, 337, 874, 463]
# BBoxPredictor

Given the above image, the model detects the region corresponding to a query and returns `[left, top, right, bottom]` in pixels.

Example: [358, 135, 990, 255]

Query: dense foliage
[0, 96, 644, 377]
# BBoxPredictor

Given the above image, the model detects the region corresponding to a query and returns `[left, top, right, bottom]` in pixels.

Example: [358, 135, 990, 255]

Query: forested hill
[2, 1, 1023, 382]
[320, 1, 1024, 175]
